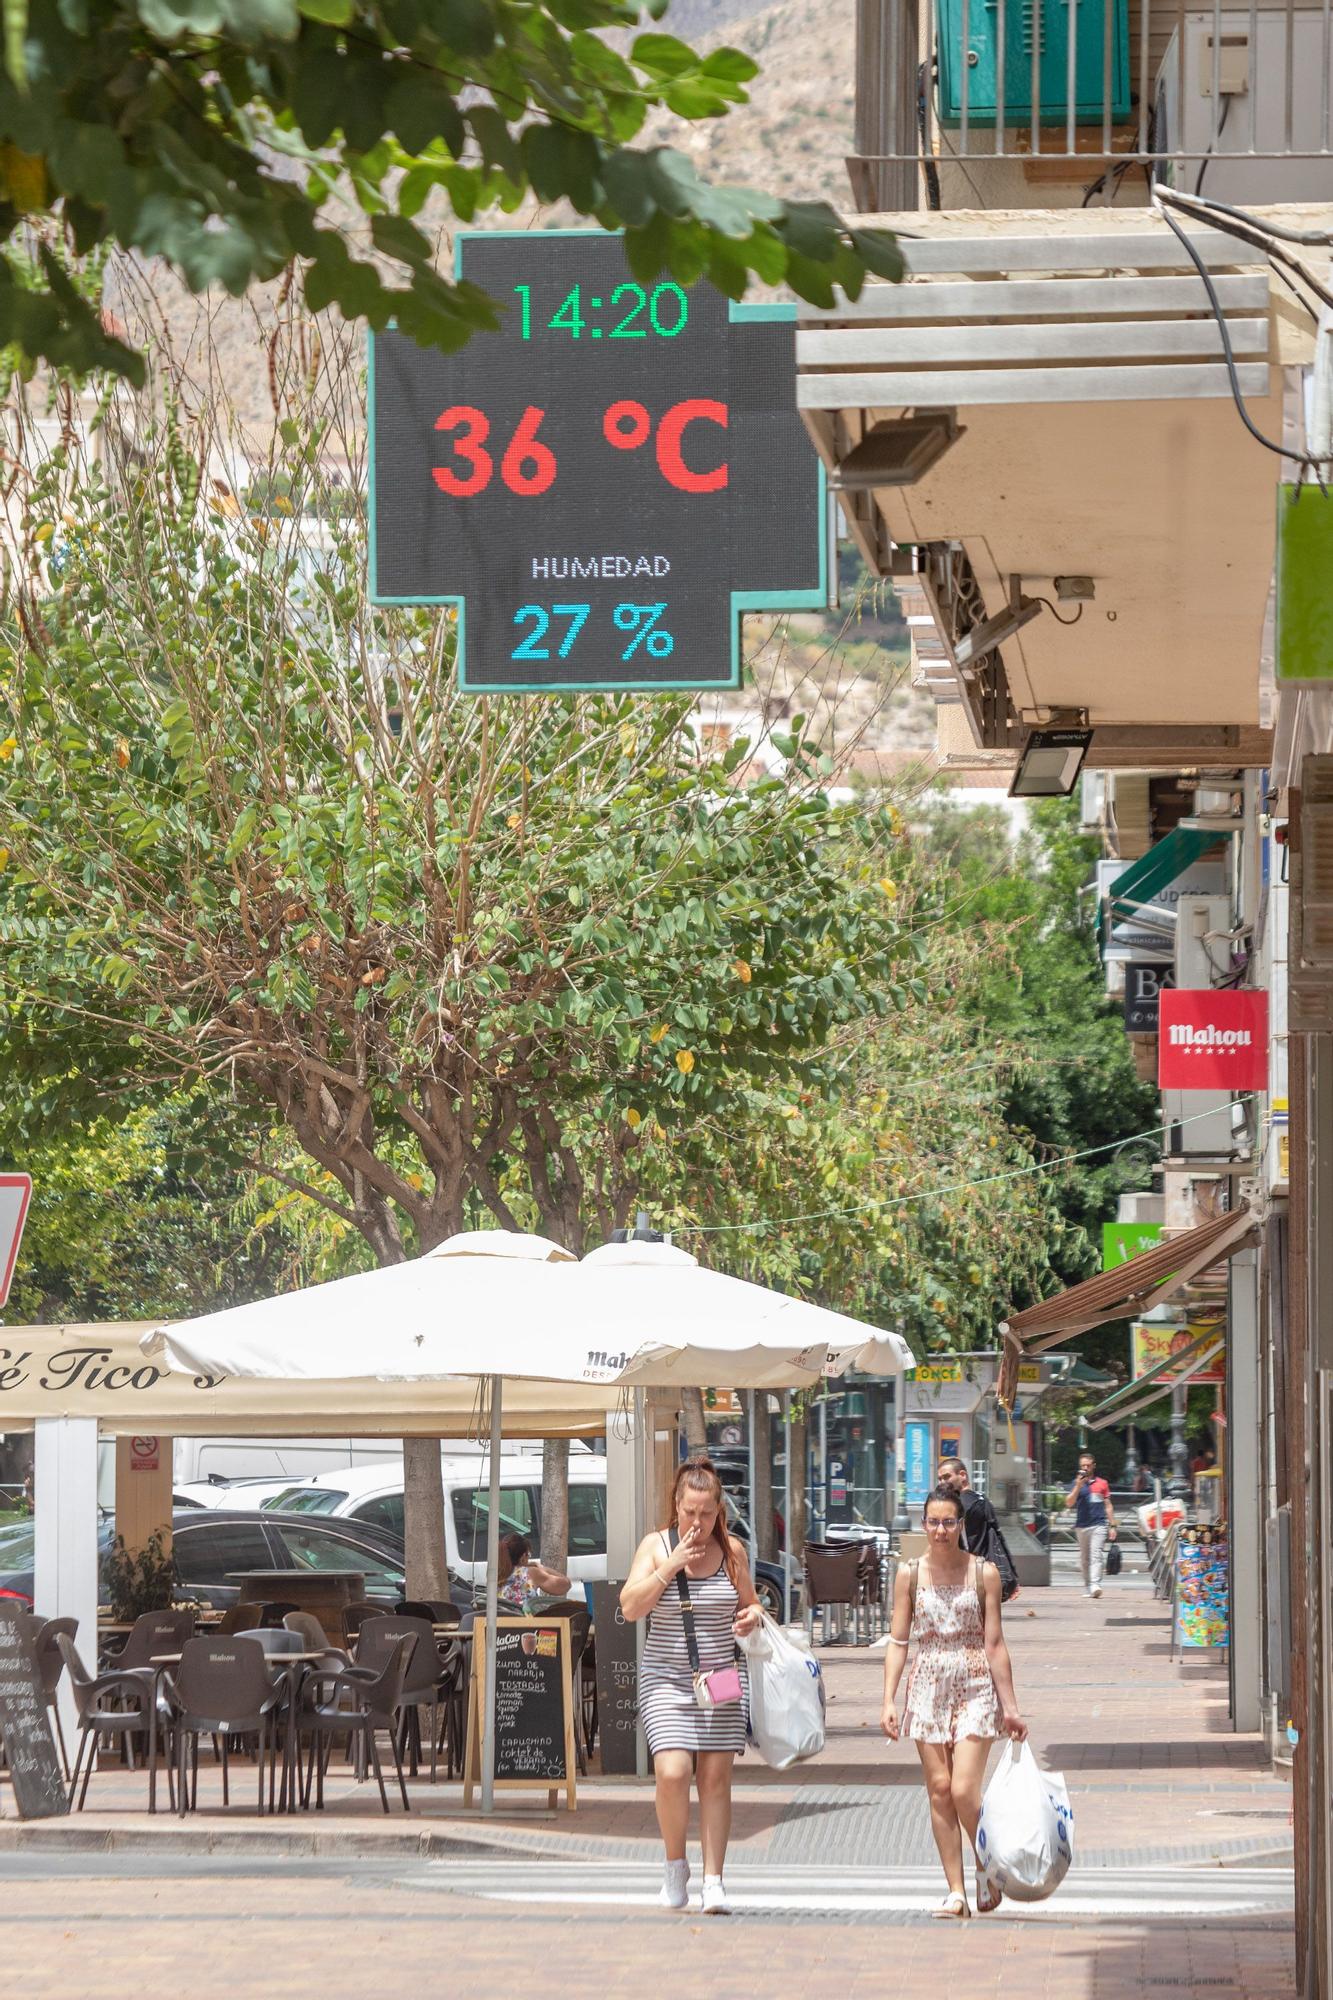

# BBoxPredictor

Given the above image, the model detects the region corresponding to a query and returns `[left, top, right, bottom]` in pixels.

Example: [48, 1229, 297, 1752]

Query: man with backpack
[937, 1456, 1020, 1602]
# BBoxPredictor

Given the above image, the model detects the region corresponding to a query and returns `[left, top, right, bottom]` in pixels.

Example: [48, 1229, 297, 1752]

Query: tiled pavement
[0, 1552, 1297, 1996]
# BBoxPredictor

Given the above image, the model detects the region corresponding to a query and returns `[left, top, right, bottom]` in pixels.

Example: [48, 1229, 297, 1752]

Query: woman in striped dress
[621, 1456, 762, 1914]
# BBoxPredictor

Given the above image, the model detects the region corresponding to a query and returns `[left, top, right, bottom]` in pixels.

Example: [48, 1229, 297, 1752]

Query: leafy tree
[0, 329, 915, 1590]
[0, 1097, 302, 1323]
[912, 795, 1159, 1291]
[0, 0, 899, 384]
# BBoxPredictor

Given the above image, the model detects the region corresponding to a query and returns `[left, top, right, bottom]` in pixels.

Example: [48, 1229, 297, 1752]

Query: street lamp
[1009, 723, 1094, 800]
[1166, 1381, 1192, 1500]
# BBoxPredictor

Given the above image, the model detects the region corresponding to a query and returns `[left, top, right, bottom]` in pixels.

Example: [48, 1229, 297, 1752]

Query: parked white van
[263, 1454, 609, 1588]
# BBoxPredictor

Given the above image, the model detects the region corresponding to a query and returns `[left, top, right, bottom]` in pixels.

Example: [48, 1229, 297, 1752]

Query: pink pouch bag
[670, 1530, 744, 1708]
[694, 1663, 743, 1709]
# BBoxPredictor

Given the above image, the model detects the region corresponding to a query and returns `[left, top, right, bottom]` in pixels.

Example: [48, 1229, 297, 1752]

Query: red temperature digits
[433, 405, 557, 497]
[432, 401, 729, 497]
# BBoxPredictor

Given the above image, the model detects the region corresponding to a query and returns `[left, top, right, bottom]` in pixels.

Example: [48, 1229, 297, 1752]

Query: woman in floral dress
[881, 1483, 1028, 1917]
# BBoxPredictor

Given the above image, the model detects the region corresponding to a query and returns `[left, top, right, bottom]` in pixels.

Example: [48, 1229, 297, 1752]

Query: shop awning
[996, 1205, 1257, 1407]
[1109, 826, 1226, 926]
[1085, 1324, 1226, 1432]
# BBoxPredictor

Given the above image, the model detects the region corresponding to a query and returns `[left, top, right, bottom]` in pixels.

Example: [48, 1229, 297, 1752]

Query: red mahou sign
[1158, 989, 1269, 1091]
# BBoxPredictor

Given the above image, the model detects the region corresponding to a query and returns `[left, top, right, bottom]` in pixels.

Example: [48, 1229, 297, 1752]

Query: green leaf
[630, 32, 698, 78]
[4, 0, 27, 89]
[386, 71, 464, 157]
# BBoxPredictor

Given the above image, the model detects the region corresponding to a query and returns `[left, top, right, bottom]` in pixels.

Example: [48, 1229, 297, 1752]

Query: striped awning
[996, 1206, 1256, 1408]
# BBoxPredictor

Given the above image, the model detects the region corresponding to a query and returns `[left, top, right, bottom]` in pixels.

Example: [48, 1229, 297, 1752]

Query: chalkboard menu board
[464, 1617, 576, 1810]
[0, 1604, 68, 1819]
[591, 1581, 639, 1776]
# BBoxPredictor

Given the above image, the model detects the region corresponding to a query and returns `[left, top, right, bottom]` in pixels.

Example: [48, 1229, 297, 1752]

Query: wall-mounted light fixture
[832, 411, 964, 490]
[1009, 718, 1095, 799]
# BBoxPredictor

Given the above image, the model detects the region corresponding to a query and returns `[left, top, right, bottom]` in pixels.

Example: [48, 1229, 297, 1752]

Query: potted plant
[102, 1530, 178, 1623]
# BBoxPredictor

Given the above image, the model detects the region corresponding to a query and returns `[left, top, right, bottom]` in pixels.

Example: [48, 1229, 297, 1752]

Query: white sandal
[931, 1890, 971, 1920]
[975, 1870, 1002, 1914]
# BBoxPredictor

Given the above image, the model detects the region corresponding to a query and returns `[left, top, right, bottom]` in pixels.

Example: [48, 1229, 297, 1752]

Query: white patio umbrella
[147, 1229, 912, 1809]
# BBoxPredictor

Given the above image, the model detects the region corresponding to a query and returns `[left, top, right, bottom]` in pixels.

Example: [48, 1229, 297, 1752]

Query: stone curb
[0, 1817, 1295, 1869]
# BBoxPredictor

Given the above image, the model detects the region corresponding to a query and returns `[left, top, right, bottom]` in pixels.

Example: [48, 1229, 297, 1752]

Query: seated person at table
[497, 1533, 571, 1610]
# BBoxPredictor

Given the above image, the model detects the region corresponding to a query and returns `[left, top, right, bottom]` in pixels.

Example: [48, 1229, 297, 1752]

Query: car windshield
[270, 1523, 404, 1586]
[263, 1486, 346, 1514]
[0, 1522, 35, 1565]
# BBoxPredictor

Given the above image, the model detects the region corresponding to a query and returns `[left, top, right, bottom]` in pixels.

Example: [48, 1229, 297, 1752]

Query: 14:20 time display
[513, 280, 689, 341]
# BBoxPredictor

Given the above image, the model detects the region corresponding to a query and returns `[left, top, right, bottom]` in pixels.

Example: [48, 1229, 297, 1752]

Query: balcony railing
[852, 0, 1333, 206]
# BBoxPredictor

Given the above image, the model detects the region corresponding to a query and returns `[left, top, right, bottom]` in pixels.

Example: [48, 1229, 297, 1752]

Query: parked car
[173, 1476, 311, 1511]
[262, 1457, 798, 1615]
[264, 1454, 611, 1589]
[0, 1508, 468, 1613]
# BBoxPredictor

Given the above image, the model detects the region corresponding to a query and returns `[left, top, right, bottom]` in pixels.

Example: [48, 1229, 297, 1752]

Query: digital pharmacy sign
[369, 231, 825, 693]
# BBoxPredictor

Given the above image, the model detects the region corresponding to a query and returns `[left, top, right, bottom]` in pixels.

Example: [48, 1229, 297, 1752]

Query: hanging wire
[680, 1096, 1257, 1239]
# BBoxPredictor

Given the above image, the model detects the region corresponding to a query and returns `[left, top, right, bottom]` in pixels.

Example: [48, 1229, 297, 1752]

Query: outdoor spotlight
[951, 577, 1044, 671]
[832, 411, 963, 490]
[1009, 725, 1095, 800]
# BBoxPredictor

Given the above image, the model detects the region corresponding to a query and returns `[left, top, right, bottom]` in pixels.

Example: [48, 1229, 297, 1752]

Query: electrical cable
[1194, 91, 1233, 198]
[917, 61, 942, 211]
[1158, 185, 1333, 248]
[1155, 198, 1330, 476]
[1155, 183, 1333, 313]
[1030, 597, 1085, 627]
[682, 1096, 1256, 1239]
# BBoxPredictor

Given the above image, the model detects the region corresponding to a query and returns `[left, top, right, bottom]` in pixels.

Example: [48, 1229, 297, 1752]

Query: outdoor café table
[225, 1569, 365, 1646]
[150, 1650, 331, 1815]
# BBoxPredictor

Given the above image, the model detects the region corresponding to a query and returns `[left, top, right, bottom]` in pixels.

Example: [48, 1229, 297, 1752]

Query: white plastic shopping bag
[739, 1614, 826, 1769]
[976, 1740, 1074, 1902]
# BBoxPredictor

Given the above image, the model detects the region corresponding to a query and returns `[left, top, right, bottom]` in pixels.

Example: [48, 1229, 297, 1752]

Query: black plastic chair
[283, 1611, 349, 1670]
[105, 1608, 196, 1677]
[57, 1634, 172, 1812]
[352, 1616, 448, 1781]
[237, 1627, 305, 1659]
[343, 1600, 387, 1640]
[802, 1541, 867, 1645]
[395, 1598, 457, 1625]
[27, 1616, 78, 1780]
[296, 1635, 414, 1813]
[162, 1637, 286, 1817]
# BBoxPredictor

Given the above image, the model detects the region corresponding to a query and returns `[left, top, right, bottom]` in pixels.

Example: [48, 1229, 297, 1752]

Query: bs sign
[369, 232, 825, 692]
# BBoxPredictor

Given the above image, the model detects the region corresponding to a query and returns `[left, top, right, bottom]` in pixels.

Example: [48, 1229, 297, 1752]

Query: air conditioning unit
[937, 0, 1130, 126]
[1155, 10, 1333, 204]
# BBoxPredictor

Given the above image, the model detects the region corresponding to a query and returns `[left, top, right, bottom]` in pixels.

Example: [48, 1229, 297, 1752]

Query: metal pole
[746, 1389, 758, 1573]
[634, 1386, 649, 1779]
[1167, 1380, 1192, 1500]
[892, 1374, 910, 1533]
[818, 1391, 828, 1540]
[783, 1390, 792, 1622]
[480, 1373, 503, 1814]
[1122, 1423, 1142, 1487]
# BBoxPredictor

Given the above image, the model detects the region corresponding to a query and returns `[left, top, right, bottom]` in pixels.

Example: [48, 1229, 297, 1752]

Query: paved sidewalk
[15, 1553, 1290, 1870]
[0, 1554, 1296, 1998]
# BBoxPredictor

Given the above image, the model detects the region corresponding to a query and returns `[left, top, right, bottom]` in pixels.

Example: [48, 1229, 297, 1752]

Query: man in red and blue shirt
[1068, 1452, 1118, 1599]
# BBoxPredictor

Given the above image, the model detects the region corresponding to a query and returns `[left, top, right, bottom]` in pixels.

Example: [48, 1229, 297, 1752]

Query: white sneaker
[659, 1859, 690, 1909]
[1091, 1586, 1103, 1599]
[701, 1876, 731, 1915]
